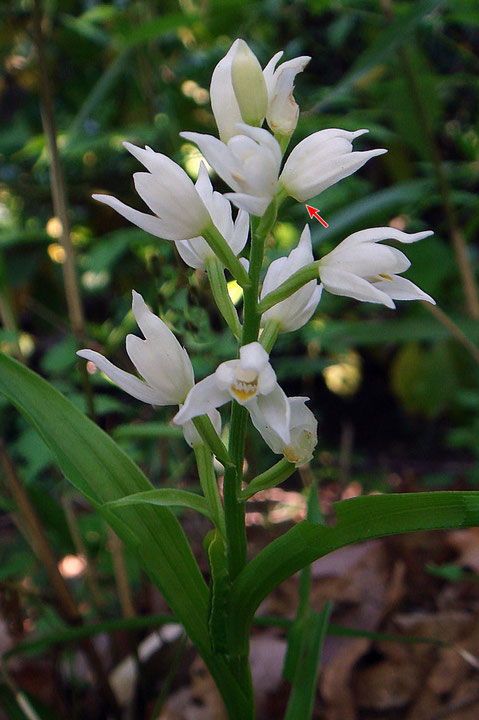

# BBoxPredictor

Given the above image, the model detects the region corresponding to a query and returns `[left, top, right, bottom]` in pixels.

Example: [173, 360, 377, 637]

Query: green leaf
[228, 491, 479, 654]
[0, 353, 249, 717]
[284, 605, 332, 720]
[105, 489, 212, 521]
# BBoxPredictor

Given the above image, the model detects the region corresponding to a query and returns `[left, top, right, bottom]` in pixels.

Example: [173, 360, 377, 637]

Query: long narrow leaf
[0, 353, 249, 716]
[228, 491, 479, 653]
[105, 489, 212, 520]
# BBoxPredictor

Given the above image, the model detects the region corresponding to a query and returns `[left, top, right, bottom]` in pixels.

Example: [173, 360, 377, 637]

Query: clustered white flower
[81, 39, 435, 469]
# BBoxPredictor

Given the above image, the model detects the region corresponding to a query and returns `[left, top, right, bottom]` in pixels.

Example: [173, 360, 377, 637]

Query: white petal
[262, 51, 283, 94]
[224, 192, 271, 216]
[319, 266, 396, 308]
[175, 237, 212, 269]
[77, 349, 167, 405]
[374, 276, 435, 304]
[210, 40, 243, 142]
[253, 384, 291, 445]
[173, 375, 231, 425]
[92, 194, 172, 239]
[230, 209, 250, 256]
[215, 359, 239, 391]
[240, 342, 269, 372]
[234, 123, 283, 167]
[250, 406, 284, 454]
[180, 132, 236, 189]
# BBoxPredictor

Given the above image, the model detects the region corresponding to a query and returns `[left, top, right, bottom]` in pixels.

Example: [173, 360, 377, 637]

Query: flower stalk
[203, 225, 251, 287]
[194, 444, 226, 536]
[257, 260, 321, 314]
[206, 256, 243, 339]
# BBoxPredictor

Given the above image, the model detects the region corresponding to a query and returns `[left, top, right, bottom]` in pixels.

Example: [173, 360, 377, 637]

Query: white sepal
[251, 396, 318, 466]
[182, 408, 222, 448]
[210, 40, 244, 143]
[93, 143, 211, 242]
[319, 228, 436, 308]
[263, 52, 310, 136]
[279, 129, 387, 202]
[261, 224, 322, 332]
[77, 291, 194, 406]
[175, 163, 249, 269]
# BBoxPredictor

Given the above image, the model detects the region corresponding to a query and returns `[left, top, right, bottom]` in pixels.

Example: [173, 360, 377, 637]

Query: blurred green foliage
[0, 0, 478, 685]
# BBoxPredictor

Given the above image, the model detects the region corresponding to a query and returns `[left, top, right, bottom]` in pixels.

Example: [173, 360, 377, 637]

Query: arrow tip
[306, 205, 317, 219]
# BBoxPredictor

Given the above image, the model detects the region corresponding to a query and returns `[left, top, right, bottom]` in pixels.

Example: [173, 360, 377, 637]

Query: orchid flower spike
[77, 291, 220, 447]
[318, 228, 436, 308]
[279, 129, 387, 202]
[174, 342, 291, 445]
[261, 225, 322, 333]
[252, 397, 318, 467]
[210, 39, 310, 142]
[181, 125, 282, 217]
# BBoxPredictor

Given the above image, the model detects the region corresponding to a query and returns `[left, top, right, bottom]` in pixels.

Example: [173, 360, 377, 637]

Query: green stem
[259, 319, 280, 353]
[203, 225, 250, 289]
[194, 445, 226, 536]
[257, 260, 320, 315]
[206, 256, 242, 340]
[240, 458, 296, 500]
[223, 202, 279, 584]
[192, 415, 232, 468]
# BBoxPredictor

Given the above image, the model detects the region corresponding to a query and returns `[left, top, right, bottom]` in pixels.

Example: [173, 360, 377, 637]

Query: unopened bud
[231, 40, 268, 127]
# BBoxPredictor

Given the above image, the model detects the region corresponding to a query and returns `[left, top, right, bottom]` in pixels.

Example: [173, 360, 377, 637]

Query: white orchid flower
[263, 51, 310, 137]
[319, 227, 436, 308]
[92, 143, 212, 242]
[181, 125, 282, 217]
[251, 397, 318, 467]
[279, 129, 387, 202]
[175, 164, 249, 270]
[261, 225, 322, 333]
[77, 291, 220, 448]
[174, 342, 291, 445]
[210, 40, 309, 142]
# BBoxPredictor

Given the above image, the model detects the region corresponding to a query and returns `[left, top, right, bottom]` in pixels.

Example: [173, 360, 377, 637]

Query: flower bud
[231, 40, 268, 127]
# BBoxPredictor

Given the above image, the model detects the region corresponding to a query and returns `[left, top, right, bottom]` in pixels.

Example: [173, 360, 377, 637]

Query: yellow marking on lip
[232, 387, 257, 401]
[379, 273, 393, 280]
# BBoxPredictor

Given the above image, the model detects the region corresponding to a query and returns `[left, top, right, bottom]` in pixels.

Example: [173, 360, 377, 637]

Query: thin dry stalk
[423, 302, 479, 365]
[399, 48, 479, 319]
[31, 0, 96, 420]
[0, 442, 121, 717]
[107, 527, 135, 619]
[61, 492, 105, 611]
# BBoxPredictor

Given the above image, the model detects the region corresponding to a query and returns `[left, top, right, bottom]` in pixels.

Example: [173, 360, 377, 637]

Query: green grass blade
[284, 604, 332, 720]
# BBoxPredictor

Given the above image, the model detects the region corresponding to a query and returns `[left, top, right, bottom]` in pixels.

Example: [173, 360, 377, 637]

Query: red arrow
[306, 205, 328, 228]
